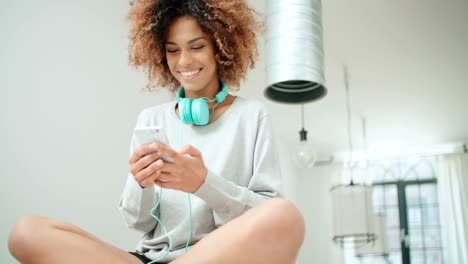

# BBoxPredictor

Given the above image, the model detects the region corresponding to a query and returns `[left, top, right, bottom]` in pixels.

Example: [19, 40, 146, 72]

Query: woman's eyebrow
[165, 36, 206, 45]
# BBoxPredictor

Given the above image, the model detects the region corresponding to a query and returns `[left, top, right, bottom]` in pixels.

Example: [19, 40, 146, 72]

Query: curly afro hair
[127, 0, 262, 93]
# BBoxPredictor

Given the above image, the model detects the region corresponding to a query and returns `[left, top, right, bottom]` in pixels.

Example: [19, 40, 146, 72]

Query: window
[358, 157, 444, 264]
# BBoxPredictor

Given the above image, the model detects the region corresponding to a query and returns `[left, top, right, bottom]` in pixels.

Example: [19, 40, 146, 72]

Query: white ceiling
[241, 0, 468, 157]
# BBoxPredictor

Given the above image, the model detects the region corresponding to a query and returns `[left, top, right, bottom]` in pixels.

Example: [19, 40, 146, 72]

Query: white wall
[295, 164, 345, 264]
[1, 1, 337, 263]
[1, 1, 169, 263]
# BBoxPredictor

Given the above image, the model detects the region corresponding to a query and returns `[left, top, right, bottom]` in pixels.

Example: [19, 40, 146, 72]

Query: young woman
[8, 1, 305, 263]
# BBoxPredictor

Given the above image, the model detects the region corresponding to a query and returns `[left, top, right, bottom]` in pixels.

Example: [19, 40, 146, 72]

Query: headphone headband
[177, 81, 229, 103]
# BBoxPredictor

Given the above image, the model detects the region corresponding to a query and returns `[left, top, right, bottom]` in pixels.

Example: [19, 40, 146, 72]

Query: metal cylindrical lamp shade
[331, 183, 376, 247]
[265, 0, 327, 104]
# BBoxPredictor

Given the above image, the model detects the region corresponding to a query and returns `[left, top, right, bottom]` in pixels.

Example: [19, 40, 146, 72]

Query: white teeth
[180, 69, 200, 77]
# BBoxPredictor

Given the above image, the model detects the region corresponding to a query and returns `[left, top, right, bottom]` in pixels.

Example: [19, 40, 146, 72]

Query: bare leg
[8, 215, 142, 264]
[171, 198, 305, 264]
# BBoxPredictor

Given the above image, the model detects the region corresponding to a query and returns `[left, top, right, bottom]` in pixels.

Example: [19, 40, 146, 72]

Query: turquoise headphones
[176, 81, 229, 126]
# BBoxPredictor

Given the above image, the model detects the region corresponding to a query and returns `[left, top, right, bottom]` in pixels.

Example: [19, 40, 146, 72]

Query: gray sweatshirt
[119, 97, 283, 262]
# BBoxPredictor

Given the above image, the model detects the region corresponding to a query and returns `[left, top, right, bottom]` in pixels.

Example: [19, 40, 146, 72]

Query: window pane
[408, 206, 423, 227]
[384, 185, 398, 206]
[413, 159, 436, 179]
[406, 184, 438, 206]
[385, 206, 400, 228]
[403, 165, 419, 180]
[369, 164, 386, 182]
[409, 228, 423, 248]
[373, 185, 384, 209]
[424, 228, 442, 248]
[409, 248, 444, 264]
[382, 161, 400, 181]
[410, 249, 425, 264]
[388, 251, 402, 264]
[387, 228, 401, 249]
[357, 256, 390, 264]
[424, 206, 441, 227]
[419, 184, 438, 205]
[406, 185, 421, 206]
[425, 249, 444, 264]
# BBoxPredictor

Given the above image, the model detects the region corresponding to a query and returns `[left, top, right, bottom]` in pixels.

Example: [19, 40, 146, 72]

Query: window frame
[373, 178, 441, 264]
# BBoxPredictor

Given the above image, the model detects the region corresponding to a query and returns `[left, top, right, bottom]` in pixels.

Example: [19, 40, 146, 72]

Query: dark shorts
[129, 252, 153, 264]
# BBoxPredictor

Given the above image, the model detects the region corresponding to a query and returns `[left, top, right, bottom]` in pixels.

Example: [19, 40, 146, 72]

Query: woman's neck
[183, 78, 221, 100]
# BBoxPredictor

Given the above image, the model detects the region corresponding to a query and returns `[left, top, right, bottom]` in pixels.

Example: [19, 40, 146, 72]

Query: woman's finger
[154, 173, 173, 183]
[157, 144, 179, 163]
[130, 152, 160, 175]
[140, 169, 162, 188]
[128, 142, 160, 165]
[135, 159, 164, 183]
[157, 162, 178, 174]
[155, 179, 177, 190]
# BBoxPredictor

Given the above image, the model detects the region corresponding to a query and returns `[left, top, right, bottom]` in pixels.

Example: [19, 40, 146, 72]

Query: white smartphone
[133, 126, 173, 163]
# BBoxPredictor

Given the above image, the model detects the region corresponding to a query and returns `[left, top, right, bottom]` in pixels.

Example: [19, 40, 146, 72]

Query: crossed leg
[8, 198, 305, 264]
[172, 198, 305, 264]
[8, 215, 143, 264]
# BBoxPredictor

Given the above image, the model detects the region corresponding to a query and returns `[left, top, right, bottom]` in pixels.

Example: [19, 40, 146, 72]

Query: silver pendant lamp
[265, 0, 327, 103]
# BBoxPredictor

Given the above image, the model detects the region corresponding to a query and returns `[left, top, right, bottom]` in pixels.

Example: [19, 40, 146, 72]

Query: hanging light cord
[344, 65, 354, 183]
[344, 66, 353, 157]
[299, 104, 308, 141]
[362, 116, 367, 155]
[301, 104, 305, 129]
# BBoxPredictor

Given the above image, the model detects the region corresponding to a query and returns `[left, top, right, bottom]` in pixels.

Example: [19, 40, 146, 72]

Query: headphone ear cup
[191, 98, 210, 126]
[179, 98, 194, 125]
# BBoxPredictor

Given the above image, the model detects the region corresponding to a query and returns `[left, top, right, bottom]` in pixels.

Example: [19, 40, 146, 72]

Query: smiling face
[165, 15, 219, 98]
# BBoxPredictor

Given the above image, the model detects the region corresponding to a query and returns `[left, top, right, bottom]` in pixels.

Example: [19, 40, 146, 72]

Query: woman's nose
[178, 50, 194, 66]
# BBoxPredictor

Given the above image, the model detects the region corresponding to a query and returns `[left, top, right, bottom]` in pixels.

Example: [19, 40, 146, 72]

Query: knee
[8, 215, 49, 260]
[247, 198, 305, 248]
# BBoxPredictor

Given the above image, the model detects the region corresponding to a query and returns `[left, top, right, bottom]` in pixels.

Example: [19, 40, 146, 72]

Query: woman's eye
[166, 50, 179, 53]
[192, 46, 204, 50]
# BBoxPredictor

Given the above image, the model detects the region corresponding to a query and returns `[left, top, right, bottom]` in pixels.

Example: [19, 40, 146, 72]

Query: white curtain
[436, 153, 468, 264]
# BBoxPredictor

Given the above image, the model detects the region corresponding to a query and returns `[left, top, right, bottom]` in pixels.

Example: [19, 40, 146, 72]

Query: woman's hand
[153, 144, 208, 193]
[128, 142, 165, 188]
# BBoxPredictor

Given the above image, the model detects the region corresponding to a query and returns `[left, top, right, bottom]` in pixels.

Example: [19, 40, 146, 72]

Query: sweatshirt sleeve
[118, 112, 160, 233]
[118, 174, 159, 232]
[193, 114, 283, 225]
